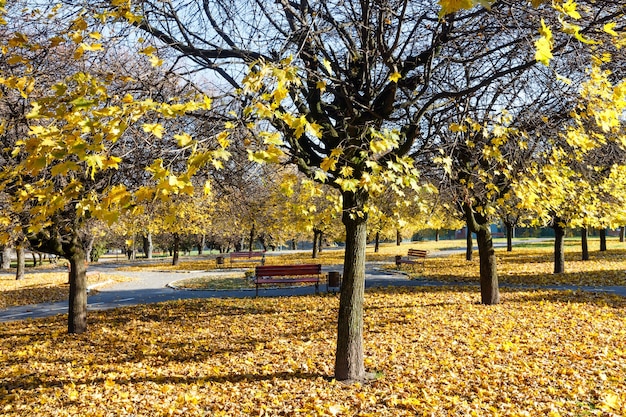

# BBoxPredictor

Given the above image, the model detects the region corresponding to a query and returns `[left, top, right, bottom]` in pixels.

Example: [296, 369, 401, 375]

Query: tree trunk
[374, 230, 380, 253]
[83, 234, 95, 263]
[68, 248, 88, 334]
[248, 224, 256, 252]
[396, 229, 401, 246]
[143, 233, 153, 259]
[505, 221, 514, 252]
[553, 218, 565, 274]
[1, 246, 11, 270]
[26, 224, 90, 334]
[31, 251, 37, 267]
[476, 228, 499, 305]
[335, 189, 368, 382]
[172, 233, 180, 266]
[318, 231, 323, 254]
[435, 230, 440, 242]
[291, 239, 297, 250]
[127, 234, 137, 260]
[599, 228, 607, 252]
[620, 226, 625, 243]
[581, 227, 589, 261]
[464, 204, 499, 305]
[198, 234, 205, 255]
[466, 227, 473, 261]
[16, 245, 25, 280]
[312, 229, 320, 259]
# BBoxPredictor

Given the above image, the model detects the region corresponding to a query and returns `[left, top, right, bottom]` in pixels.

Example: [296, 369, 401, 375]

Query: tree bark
[128, 235, 137, 260]
[248, 223, 256, 252]
[16, 245, 25, 280]
[434, 230, 440, 242]
[581, 227, 589, 261]
[143, 233, 153, 259]
[466, 227, 473, 261]
[27, 223, 90, 334]
[318, 231, 323, 254]
[553, 218, 565, 274]
[476, 228, 499, 305]
[505, 221, 514, 252]
[1, 246, 11, 270]
[396, 229, 401, 246]
[312, 229, 320, 259]
[620, 226, 625, 243]
[172, 233, 180, 266]
[599, 228, 607, 252]
[84, 234, 95, 263]
[68, 248, 88, 334]
[374, 230, 380, 253]
[335, 189, 368, 382]
[464, 203, 499, 305]
[198, 234, 205, 255]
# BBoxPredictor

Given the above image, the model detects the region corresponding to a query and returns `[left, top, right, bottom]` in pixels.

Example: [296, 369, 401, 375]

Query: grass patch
[173, 273, 254, 290]
[0, 287, 624, 416]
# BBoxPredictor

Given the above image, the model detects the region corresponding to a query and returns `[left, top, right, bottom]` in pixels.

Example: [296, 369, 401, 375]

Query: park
[0, 0, 625, 415]
[1, 239, 625, 415]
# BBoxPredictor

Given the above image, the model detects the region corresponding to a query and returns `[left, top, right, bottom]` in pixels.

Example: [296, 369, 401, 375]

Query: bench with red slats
[254, 264, 322, 296]
[395, 249, 428, 270]
[229, 251, 266, 266]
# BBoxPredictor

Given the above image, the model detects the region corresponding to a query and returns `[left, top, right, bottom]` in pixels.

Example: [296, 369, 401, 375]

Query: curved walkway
[1, 250, 625, 323]
[0, 262, 409, 322]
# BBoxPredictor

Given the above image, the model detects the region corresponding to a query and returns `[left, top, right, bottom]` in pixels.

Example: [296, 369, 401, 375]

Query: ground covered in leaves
[0, 270, 132, 309]
[1, 286, 624, 416]
[117, 240, 466, 272]
[415, 245, 626, 288]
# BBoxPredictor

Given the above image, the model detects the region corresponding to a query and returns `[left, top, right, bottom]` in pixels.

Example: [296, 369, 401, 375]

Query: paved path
[0, 262, 423, 322]
[2, 245, 625, 322]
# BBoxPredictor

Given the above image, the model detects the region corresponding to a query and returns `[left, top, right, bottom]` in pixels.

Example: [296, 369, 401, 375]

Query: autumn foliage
[2, 242, 626, 415]
[1, 286, 624, 416]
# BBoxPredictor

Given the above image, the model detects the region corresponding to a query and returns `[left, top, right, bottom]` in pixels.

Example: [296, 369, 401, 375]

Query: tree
[115, 0, 625, 381]
[148, 190, 213, 265]
[514, 62, 626, 273]
[0, 4, 215, 333]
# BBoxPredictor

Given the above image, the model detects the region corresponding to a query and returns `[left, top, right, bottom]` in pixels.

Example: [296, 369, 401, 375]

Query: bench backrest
[230, 251, 265, 258]
[407, 249, 427, 258]
[255, 264, 321, 278]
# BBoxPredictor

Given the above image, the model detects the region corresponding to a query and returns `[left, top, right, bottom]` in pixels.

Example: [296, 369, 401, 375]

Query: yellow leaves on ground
[1, 287, 624, 416]
[0, 270, 132, 309]
[412, 243, 626, 288]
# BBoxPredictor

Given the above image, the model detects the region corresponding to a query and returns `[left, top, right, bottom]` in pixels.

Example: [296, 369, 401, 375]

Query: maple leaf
[535, 19, 554, 66]
[388, 71, 401, 83]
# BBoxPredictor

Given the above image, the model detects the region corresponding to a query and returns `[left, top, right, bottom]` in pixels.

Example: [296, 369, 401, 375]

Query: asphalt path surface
[1, 245, 625, 323]
[0, 261, 416, 322]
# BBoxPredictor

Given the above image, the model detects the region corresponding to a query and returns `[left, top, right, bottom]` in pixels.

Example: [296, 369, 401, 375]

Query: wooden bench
[229, 251, 266, 267]
[254, 264, 322, 296]
[395, 249, 428, 270]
